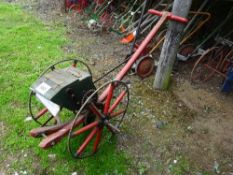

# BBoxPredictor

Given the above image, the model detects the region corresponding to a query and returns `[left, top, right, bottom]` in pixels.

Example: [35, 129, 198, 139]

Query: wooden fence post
[153, 0, 192, 90]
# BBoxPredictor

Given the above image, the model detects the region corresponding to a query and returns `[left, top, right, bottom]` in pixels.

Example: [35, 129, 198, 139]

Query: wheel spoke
[93, 127, 103, 152]
[88, 103, 103, 119]
[109, 109, 125, 118]
[104, 120, 120, 133]
[103, 84, 114, 114]
[72, 121, 99, 137]
[76, 127, 98, 156]
[68, 80, 129, 158]
[108, 90, 126, 114]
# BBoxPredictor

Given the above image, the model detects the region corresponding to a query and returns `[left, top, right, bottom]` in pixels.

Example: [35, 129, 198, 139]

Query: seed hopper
[28, 9, 188, 158]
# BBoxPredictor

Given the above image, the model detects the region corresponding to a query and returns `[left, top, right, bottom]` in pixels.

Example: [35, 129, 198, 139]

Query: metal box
[31, 66, 96, 111]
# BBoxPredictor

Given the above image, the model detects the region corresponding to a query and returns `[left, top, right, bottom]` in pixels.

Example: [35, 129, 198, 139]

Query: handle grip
[148, 9, 188, 24]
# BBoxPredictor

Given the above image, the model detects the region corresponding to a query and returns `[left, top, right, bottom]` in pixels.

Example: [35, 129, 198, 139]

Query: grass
[168, 156, 190, 175]
[0, 2, 129, 174]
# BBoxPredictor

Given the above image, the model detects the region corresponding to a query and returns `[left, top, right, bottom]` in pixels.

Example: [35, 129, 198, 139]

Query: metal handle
[148, 9, 188, 24]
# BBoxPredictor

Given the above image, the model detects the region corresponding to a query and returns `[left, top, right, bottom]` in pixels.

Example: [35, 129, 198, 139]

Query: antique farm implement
[28, 9, 188, 158]
[191, 37, 233, 84]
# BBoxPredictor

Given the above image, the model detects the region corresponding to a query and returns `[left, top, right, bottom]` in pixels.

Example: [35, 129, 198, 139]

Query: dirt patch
[0, 122, 7, 175]
[0, 122, 7, 138]
[173, 79, 233, 170]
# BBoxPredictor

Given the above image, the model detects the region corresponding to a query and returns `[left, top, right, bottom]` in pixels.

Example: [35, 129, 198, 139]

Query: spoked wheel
[191, 47, 222, 83]
[28, 59, 92, 126]
[68, 80, 129, 159]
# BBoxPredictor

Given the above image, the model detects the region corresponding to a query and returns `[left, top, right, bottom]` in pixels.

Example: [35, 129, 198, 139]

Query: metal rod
[99, 12, 170, 102]
[130, 0, 150, 54]
[183, 0, 209, 34]
[99, 10, 188, 101]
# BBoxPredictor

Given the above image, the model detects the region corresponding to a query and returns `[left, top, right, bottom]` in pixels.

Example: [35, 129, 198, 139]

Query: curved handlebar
[148, 9, 188, 24]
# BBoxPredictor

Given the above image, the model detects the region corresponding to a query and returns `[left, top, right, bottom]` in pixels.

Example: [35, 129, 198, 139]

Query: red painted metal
[99, 12, 169, 101]
[39, 116, 84, 148]
[99, 11, 188, 101]
[72, 121, 99, 137]
[35, 108, 48, 119]
[103, 84, 114, 114]
[31, 9, 189, 156]
[109, 109, 125, 118]
[30, 121, 71, 137]
[88, 103, 102, 119]
[115, 13, 168, 81]
[135, 55, 154, 78]
[148, 10, 188, 24]
[76, 127, 98, 156]
[108, 91, 126, 114]
[89, 103, 124, 119]
[93, 127, 103, 152]
[179, 44, 195, 57]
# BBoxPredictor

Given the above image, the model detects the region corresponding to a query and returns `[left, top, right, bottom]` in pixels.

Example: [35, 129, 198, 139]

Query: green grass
[168, 156, 190, 175]
[0, 2, 129, 174]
